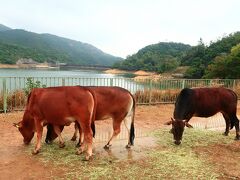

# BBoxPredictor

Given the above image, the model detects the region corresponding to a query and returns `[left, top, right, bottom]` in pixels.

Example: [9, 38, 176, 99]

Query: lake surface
[0, 68, 144, 93]
[0, 68, 118, 78]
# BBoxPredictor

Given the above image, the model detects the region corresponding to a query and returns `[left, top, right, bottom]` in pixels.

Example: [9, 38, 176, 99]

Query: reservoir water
[0, 68, 144, 93]
[0, 68, 118, 78]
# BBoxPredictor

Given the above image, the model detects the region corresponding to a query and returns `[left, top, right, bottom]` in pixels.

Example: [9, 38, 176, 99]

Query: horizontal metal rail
[1, 77, 240, 112]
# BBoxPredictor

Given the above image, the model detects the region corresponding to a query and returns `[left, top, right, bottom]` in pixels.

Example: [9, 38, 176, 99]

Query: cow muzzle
[174, 140, 181, 145]
[45, 139, 53, 144]
[23, 139, 30, 145]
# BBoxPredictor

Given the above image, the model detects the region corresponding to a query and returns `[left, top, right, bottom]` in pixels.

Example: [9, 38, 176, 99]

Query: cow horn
[164, 118, 175, 125]
[13, 123, 20, 128]
[164, 121, 172, 125]
[185, 121, 193, 128]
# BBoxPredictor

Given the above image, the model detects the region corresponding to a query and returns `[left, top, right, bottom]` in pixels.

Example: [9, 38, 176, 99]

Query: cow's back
[193, 88, 237, 116]
[27, 86, 95, 125]
[174, 87, 237, 119]
[88, 86, 134, 120]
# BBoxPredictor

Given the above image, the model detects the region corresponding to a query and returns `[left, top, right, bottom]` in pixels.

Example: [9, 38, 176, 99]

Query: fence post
[209, 79, 213, 87]
[149, 79, 152, 105]
[62, 78, 65, 86]
[3, 78, 7, 113]
[181, 79, 185, 89]
[233, 79, 236, 90]
[110, 78, 113, 86]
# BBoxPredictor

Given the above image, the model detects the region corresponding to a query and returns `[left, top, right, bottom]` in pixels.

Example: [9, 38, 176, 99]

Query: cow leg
[84, 128, 93, 161]
[32, 119, 43, 155]
[76, 119, 93, 161]
[72, 122, 84, 147]
[53, 125, 65, 148]
[71, 122, 78, 141]
[124, 116, 131, 148]
[222, 113, 230, 136]
[76, 124, 84, 147]
[104, 120, 121, 149]
[232, 115, 240, 140]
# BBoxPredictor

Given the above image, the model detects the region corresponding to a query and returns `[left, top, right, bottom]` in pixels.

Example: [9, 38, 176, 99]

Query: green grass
[147, 129, 235, 179]
[24, 129, 235, 179]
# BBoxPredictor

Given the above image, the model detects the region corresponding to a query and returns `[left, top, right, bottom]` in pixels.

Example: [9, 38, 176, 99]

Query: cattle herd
[13, 86, 240, 160]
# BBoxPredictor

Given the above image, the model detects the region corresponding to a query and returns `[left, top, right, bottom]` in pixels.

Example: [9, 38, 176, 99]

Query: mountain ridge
[0, 24, 122, 66]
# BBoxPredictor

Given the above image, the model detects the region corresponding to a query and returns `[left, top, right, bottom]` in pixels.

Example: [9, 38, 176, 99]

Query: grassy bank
[23, 128, 239, 179]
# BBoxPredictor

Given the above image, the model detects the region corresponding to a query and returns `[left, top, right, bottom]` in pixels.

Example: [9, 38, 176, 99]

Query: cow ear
[185, 121, 193, 128]
[164, 121, 172, 125]
[164, 118, 174, 125]
[13, 122, 22, 128]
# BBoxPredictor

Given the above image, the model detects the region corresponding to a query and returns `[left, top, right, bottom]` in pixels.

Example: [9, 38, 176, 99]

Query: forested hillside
[0, 25, 122, 66]
[1, 23, 239, 79]
[113, 42, 191, 73]
[182, 32, 240, 78]
[114, 32, 240, 79]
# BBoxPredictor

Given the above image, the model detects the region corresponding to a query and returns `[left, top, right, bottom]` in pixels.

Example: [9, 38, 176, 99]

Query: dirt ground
[0, 104, 240, 179]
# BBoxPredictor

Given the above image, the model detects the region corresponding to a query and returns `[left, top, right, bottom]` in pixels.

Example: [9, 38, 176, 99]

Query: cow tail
[87, 88, 97, 138]
[130, 94, 135, 146]
[91, 121, 96, 138]
[230, 90, 238, 129]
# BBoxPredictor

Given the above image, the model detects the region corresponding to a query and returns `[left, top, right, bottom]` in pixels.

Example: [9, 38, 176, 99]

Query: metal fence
[1, 77, 240, 112]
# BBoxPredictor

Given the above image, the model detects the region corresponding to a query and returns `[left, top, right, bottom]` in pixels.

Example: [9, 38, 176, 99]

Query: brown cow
[13, 86, 95, 160]
[45, 86, 136, 149]
[166, 87, 240, 145]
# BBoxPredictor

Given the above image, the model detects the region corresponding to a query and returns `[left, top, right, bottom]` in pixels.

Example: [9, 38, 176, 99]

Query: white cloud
[0, 0, 239, 58]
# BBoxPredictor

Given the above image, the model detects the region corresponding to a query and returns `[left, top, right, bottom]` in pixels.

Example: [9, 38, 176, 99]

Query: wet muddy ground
[1, 104, 240, 179]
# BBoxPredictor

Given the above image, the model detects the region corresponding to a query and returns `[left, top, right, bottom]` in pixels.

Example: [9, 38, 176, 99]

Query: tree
[204, 44, 240, 78]
[114, 42, 190, 73]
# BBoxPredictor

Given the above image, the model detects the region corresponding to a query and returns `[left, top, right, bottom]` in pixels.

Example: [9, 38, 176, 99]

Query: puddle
[92, 136, 157, 160]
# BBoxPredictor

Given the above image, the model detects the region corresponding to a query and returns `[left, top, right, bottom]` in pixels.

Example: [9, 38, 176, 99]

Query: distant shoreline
[0, 64, 19, 68]
[0, 64, 168, 79]
[0, 63, 59, 69]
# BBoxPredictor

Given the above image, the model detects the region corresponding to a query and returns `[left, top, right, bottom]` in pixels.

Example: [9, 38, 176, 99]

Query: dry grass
[27, 128, 237, 179]
[134, 89, 180, 104]
[0, 90, 26, 111]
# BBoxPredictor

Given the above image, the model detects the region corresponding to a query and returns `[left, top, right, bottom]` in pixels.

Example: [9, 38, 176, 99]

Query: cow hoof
[45, 139, 52, 144]
[71, 137, 77, 141]
[104, 144, 111, 149]
[234, 136, 240, 140]
[85, 156, 90, 161]
[83, 155, 93, 161]
[59, 143, 65, 148]
[223, 132, 229, 136]
[76, 144, 80, 148]
[76, 143, 82, 148]
[32, 149, 39, 155]
[76, 150, 83, 155]
[125, 144, 131, 149]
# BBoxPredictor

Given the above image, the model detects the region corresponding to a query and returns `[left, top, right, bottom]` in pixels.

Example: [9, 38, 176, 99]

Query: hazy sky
[0, 0, 239, 58]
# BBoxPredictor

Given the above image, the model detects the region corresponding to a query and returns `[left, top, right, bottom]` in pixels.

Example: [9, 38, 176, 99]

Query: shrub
[23, 77, 46, 96]
[0, 90, 26, 112]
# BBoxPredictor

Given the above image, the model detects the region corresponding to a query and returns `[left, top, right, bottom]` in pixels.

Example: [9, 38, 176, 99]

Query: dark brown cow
[45, 86, 136, 149]
[166, 87, 240, 145]
[13, 86, 95, 160]
[45, 121, 95, 147]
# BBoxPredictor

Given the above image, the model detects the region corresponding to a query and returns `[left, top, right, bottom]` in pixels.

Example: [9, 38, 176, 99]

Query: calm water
[0, 68, 117, 78]
[0, 68, 144, 92]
